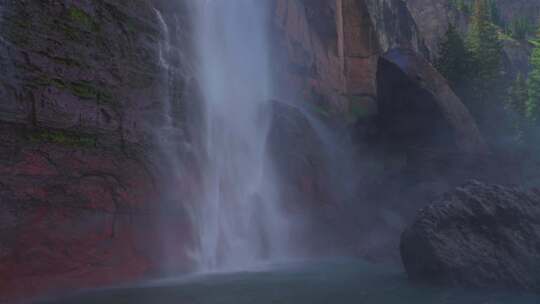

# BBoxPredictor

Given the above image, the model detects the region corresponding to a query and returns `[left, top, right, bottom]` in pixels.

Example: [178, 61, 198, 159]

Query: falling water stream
[190, 0, 291, 271]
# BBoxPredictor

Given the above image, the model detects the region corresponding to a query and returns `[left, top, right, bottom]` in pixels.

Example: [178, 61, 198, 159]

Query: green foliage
[487, 0, 504, 28]
[67, 7, 99, 32]
[28, 129, 97, 148]
[435, 25, 475, 89]
[508, 17, 534, 40]
[465, 0, 504, 119]
[450, 0, 471, 14]
[347, 96, 375, 123]
[443, 0, 540, 155]
[438, 0, 512, 145]
[527, 29, 540, 123]
[467, 0, 503, 81]
[69, 81, 113, 104]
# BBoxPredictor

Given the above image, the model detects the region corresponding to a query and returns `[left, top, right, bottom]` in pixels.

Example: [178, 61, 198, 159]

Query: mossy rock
[27, 128, 97, 148]
[69, 81, 113, 104]
[31, 76, 114, 105]
[67, 6, 100, 32]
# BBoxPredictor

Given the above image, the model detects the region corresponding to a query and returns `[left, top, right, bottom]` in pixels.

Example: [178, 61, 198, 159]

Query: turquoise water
[41, 259, 539, 304]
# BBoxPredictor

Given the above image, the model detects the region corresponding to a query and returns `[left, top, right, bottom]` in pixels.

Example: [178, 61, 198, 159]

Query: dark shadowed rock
[268, 100, 329, 209]
[377, 48, 488, 155]
[401, 180, 540, 292]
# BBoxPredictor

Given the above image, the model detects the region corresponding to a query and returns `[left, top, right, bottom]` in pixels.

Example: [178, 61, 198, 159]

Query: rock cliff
[0, 0, 197, 301]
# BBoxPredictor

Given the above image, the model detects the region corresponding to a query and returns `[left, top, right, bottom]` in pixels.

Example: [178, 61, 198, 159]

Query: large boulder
[401, 181, 540, 292]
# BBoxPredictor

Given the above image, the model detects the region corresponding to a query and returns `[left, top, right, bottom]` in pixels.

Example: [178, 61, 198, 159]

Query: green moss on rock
[69, 81, 113, 104]
[27, 128, 97, 148]
[346, 96, 378, 124]
[67, 7, 100, 32]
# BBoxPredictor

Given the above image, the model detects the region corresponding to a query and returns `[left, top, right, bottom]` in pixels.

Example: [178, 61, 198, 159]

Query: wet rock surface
[401, 181, 540, 292]
[0, 0, 196, 301]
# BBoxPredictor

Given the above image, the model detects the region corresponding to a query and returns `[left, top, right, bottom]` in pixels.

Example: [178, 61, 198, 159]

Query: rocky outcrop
[363, 0, 427, 56]
[377, 48, 487, 155]
[405, 0, 466, 60]
[401, 181, 540, 292]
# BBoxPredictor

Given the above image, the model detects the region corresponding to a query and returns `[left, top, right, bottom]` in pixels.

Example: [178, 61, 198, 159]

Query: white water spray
[190, 0, 291, 271]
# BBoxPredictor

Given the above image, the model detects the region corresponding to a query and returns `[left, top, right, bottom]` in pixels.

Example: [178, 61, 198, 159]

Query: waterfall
[153, 8, 184, 191]
[189, 0, 291, 271]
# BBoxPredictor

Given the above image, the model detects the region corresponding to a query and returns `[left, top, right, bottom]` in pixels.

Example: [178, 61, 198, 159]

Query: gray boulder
[401, 181, 540, 292]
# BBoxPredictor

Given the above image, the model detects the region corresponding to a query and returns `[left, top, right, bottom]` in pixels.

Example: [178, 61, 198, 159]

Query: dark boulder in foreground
[400, 181, 540, 292]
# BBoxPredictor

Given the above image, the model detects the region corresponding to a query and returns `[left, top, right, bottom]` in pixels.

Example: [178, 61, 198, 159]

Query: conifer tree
[450, 0, 471, 14]
[466, 0, 504, 119]
[509, 17, 532, 40]
[487, 0, 503, 28]
[527, 29, 540, 123]
[435, 25, 473, 89]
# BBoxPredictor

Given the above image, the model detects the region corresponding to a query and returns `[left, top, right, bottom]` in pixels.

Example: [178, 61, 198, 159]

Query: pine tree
[466, 0, 504, 119]
[451, 0, 471, 14]
[509, 17, 533, 40]
[487, 0, 503, 28]
[435, 25, 474, 89]
[527, 29, 540, 123]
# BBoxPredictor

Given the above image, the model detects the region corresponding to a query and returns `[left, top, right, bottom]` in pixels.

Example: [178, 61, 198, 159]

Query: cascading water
[190, 0, 291, 271]
[153, 8, 186, 203]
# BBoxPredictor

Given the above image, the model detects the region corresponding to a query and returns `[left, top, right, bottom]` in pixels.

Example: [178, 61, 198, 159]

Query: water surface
[41, 259, 539, 304]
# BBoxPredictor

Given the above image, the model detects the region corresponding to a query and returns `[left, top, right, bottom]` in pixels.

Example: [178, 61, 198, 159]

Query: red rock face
[271, 0, 421, 121]
[272, 0, 347, 114]
[0, 124, 151, 302]
[0, 0, 197, 302]
[0, 123, 197, 302]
